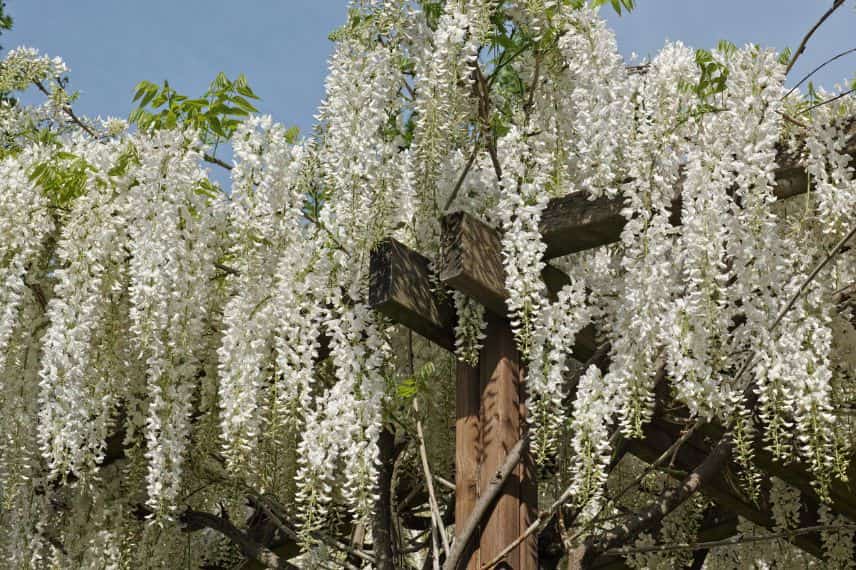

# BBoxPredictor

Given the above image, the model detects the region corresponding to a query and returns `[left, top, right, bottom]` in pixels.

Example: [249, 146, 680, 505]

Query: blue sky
[3, 1, 854, 135]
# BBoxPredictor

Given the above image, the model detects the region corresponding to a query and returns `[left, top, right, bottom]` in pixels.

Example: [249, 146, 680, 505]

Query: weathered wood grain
[477, 314, 536, 569]
[455, 361, 481, 570]
[369, 238, 456, 351]
[440, 212, 598, 361]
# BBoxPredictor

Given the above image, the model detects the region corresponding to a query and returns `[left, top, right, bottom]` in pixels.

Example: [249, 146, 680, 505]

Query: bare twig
[800, 87, 856, 115]
[442, 436, 527, 570]
[413, 397, 451, 557]
[785, 0, 846, 76]
[443, 134, 481, 212]
[34, 79, 98, 138]
[203, 152, 234, 171]
[784, 47, 856, 100]
[434, 474, 456, 492]
[778, 110, 808, 129]
[214, 262, 241, 276]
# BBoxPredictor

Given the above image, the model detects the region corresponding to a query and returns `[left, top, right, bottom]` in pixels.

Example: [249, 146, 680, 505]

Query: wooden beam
[439, 132, 856, 333]
[540, 129, 856, 259]
[369, 238, 456, 351]
[440, 212, 597, 361]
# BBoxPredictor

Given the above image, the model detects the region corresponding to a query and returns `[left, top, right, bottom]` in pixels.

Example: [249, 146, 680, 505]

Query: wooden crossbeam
[440, 212, 598, 361]
[539, 130, 856, 259]
[369, 238, 456, 351]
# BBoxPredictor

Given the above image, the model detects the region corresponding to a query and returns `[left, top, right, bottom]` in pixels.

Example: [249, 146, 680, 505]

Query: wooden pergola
[368, 131, 856, 569]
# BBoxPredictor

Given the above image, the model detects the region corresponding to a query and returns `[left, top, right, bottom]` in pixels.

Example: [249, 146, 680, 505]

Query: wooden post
[455, 361, 481, 569]
[476, 313, 537, 569]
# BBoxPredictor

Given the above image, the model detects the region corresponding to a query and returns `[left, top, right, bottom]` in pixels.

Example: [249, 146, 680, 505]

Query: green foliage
[396, 361, 436, 400]
[107, 143, 141, 177]
[29, 150, 96, 208]
[689, 43, 732, 101]
[129, 72, 260, 143]
[777, 46, 792, 67]
[590, 0, 636, 16]
[0, 1, 12, 44]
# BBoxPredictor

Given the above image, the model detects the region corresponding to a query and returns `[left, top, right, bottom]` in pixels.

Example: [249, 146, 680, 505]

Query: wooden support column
[455, 360, 481, 570]
[477, 313, 536, 570]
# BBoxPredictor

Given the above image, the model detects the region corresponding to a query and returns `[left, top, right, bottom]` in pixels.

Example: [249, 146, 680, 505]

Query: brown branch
[413, 397, 451, 556]
[573, 435, 734, 565]
[784, 47, 856, 100]
[374, 427, 397, 570]
[33, 79, 98, 138]
[214, 262, 241, 276]
[24, 278, 47, 311]
[442, 436, 527, 570]
[443, 134, 481, 213]
[203, 152, 234, 171]
[474, 63, 502, 181]
[800, 87, 856, 115]
[180, 509, 298, 570]
[785, 0, 846, 76]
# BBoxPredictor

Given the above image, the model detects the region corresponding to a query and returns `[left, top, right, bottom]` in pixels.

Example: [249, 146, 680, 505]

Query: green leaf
[230, 94, 259, 114]
[396, 377, 418, 398]
[284, 125, 300, 144]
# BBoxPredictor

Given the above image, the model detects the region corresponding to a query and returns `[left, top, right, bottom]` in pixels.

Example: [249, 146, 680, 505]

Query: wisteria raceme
[527, 279, 592, 464]
[605, 42, 697, 437]
[804, 91, 856, 238]
[37, 143, 131, 480]
[452, 290, 486, 366]
[0, 150, 53, 372]
[0, 46, 67, 93]
[550, 5, 634, 199]
[296, 300, 389, 535]
[567, 364, 612, 519]
[497, 127, 550, 357]
[666, 46, 786, 418]
[317, 38, 403, 256]
[270, 235, 327, 442]
[218, 117, 312, 472]
[125, 130, 223, 514]
[409, 0, 488, 240]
